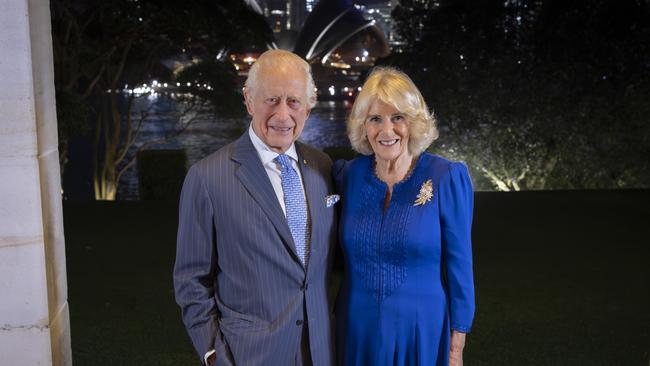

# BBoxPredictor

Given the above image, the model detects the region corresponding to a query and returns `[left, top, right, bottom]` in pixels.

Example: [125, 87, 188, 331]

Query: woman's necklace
[374, 155, 418, 187]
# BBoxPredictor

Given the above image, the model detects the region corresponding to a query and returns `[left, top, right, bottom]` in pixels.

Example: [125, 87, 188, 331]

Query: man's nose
[276, 101, 290, 120]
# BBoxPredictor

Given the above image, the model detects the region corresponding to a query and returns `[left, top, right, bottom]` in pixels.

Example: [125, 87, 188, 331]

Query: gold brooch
[413, 179, 433, 206]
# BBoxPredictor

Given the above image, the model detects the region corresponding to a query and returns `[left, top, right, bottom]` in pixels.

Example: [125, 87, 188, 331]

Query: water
[117, 97, 351, 199]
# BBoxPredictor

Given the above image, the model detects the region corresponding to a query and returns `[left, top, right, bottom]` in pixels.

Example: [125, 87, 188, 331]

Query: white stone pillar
[0, 0, 72, 365]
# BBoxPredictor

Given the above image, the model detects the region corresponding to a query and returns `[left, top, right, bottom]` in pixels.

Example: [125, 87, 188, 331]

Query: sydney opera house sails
[246, 0, 390, 66]
[244, 0, 390, 99]
[293, 0, 390, 65]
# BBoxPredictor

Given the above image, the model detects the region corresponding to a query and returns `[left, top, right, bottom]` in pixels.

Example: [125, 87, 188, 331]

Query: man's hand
[449, 330, 466, 366]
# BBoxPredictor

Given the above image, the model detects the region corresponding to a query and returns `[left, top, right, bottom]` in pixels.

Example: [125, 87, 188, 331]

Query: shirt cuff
[204, 349, 216, 365]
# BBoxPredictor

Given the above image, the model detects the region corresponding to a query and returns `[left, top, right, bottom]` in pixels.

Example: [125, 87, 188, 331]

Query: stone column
[0, 0, 72, 365]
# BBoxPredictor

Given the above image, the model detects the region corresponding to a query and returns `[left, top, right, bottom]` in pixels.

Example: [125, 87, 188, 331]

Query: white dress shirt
[248, 125, 307, 216]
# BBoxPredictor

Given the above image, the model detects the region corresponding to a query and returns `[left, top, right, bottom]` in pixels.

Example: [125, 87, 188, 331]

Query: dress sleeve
[439, 162, 475, 333]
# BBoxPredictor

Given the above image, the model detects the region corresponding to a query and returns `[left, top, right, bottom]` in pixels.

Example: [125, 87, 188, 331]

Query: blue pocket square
[326, 194, 340, 208]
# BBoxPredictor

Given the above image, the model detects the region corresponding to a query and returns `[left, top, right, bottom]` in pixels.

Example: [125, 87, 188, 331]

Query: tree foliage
[51, 0, 272, 199]
[387, 0, 650, 190]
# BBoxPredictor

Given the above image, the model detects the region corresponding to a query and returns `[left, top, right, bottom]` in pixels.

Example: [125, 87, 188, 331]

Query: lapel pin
[303, 159, 308, 165]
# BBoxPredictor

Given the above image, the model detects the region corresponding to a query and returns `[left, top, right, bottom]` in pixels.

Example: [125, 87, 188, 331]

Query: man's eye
[266, 97, 279, 104]
[288, 99, 301, 107]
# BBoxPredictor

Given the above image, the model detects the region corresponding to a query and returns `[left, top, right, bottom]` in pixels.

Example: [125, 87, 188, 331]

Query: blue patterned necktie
[275, 154, 309, 265]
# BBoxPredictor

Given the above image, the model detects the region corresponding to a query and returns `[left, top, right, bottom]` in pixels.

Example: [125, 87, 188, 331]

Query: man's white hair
[244, 49, 317, 108]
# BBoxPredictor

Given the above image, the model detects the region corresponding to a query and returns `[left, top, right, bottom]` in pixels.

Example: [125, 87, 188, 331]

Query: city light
[329, 86, 336, 96]
[116, 78, 215, 97]
[132, 85, 150, 94]
[330, 61, 351, 69]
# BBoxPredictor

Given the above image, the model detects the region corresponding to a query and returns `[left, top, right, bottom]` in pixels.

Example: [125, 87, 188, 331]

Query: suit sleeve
[173, 165, 230, 362]
[439, 162, 476, 333]
[331, 159, 347, 194]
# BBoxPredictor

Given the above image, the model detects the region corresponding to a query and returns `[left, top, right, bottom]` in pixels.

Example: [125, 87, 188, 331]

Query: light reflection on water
[117, 98, 351, 199]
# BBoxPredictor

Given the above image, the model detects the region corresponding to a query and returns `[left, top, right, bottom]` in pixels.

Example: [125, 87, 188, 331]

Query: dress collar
[366, 153, 426, 191]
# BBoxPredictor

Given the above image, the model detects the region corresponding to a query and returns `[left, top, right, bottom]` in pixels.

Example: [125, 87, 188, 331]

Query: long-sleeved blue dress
[333, 153, 475, 366]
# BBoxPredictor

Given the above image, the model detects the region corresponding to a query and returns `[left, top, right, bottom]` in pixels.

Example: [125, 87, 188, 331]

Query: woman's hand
[449, 330, 466, 366]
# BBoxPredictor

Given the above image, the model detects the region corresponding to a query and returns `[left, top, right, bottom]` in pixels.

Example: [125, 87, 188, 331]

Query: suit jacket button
[296, 319, 303, 326]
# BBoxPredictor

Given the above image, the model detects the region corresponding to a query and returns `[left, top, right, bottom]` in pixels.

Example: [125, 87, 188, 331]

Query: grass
[64, 201, 195, 365]
[63, 190, 650, 365]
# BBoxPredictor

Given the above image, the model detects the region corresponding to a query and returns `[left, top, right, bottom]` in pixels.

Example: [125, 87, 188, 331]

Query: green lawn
[63, 190, 650, 365]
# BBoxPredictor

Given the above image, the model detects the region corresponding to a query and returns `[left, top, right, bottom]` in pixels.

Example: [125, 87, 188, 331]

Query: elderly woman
[333, 67, 475, 366]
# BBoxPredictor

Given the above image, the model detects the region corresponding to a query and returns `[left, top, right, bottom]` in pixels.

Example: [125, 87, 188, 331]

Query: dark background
[50, 0, 650, 364]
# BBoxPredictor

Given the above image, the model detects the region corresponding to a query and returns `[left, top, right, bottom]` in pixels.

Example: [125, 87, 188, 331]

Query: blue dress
[333, 153, 475, 366]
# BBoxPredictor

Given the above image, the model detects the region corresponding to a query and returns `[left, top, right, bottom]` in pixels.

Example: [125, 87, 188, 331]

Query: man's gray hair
[244, 49, 317, 108]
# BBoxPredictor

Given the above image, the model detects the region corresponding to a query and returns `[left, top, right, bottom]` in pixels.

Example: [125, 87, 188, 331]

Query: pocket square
[326, 194, 340, 208]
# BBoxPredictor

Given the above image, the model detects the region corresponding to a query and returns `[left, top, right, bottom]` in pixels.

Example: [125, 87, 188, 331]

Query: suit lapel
[232, 134, 300, 262]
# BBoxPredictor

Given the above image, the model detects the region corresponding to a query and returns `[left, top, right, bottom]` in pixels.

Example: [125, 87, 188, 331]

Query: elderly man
[174, 49, 337, 366]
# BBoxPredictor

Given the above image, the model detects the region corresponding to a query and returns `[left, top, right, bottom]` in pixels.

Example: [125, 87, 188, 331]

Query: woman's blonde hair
[347, 67, 438, 155]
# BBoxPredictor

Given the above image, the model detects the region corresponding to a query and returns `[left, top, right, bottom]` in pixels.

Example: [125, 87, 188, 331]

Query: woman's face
[364, 99, 410, 163]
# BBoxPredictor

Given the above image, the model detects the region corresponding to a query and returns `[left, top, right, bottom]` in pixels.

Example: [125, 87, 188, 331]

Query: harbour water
[116, 97, 352, 199]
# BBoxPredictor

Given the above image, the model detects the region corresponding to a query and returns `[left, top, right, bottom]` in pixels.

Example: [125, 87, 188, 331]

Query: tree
[51, 0, 273, 199]
[392, 0, 439, 49]
[385, 0, 650, 190]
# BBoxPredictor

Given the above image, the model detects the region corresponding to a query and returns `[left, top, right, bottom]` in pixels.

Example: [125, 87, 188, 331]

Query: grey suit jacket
[174, 132, 337, 365]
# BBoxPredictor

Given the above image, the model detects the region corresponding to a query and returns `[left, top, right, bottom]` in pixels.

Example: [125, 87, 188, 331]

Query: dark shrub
[137, 149, 188, 201]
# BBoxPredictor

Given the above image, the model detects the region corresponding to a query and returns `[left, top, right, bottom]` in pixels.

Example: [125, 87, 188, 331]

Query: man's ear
[243, 88, 254, 116]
